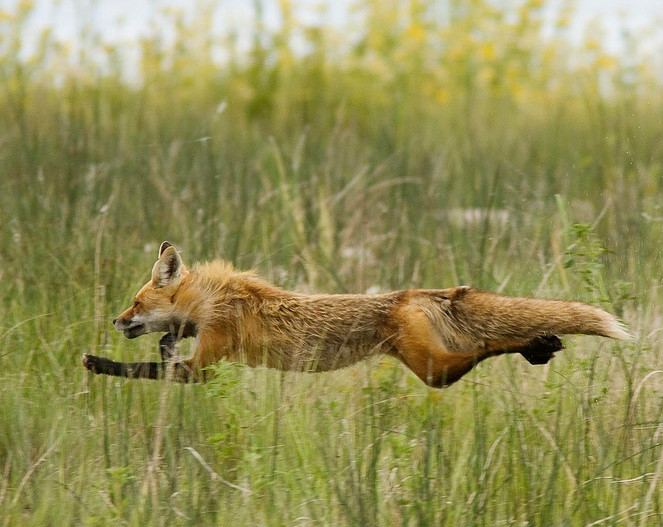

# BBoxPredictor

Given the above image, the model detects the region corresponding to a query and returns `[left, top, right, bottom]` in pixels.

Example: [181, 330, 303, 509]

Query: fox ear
[152, 245, 183, 288]
[158, 241, 173, 258]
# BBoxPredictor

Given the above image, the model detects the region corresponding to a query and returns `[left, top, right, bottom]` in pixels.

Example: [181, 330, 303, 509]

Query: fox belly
[272, 339, 391, 373]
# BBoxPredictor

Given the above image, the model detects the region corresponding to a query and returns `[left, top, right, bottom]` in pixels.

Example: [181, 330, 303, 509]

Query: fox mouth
[122, 323, 146, 339]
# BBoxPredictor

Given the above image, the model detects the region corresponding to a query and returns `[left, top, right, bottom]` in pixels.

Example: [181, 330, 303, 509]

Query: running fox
[82, 242, 630, 387]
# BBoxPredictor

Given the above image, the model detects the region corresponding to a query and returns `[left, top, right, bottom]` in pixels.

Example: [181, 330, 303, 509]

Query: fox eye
[133, 301, 140, 308]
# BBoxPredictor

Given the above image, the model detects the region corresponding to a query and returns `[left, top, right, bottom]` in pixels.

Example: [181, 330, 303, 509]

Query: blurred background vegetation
[0, 0, 662, 525]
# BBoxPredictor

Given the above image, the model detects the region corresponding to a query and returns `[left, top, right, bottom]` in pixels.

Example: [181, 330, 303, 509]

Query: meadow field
[0, 0, 662, 525]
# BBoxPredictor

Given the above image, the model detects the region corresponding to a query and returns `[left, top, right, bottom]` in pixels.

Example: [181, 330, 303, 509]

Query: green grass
[0, 0, 662, 525]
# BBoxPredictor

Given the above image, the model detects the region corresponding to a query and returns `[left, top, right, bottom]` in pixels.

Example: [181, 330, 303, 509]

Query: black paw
[82, 353, 109, 374]
[82, 353, 95, 372]
[519, 335, 564, 365]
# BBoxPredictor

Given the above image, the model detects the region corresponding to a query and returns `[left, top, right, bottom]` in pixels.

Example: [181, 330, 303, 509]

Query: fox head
[113, 241, 193, 339]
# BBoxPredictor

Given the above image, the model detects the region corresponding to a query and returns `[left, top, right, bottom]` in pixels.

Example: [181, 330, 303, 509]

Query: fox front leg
[159, 332, 177, 361]
[82, 332, 181, 380]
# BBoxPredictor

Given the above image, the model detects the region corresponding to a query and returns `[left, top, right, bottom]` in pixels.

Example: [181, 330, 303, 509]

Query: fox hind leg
[485, 335, 564, 364]
[393, 305, 493, 387]
[393, 305, 566, 387]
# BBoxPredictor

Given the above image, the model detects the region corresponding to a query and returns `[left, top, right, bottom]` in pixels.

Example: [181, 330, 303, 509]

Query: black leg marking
[82, 353, 195, 382]
[82, 353, 164, 379]
[159, 332, 177, 361]
[82, 331, 196, 382]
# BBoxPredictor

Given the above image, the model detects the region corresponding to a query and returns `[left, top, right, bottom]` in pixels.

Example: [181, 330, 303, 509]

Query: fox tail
[423, 287, 630, 351]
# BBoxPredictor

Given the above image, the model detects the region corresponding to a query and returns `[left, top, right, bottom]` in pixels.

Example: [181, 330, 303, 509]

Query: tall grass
[0, 0, 662, 525]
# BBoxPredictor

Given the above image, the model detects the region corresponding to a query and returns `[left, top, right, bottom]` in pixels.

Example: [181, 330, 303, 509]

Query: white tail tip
[605, 318, 631, 340]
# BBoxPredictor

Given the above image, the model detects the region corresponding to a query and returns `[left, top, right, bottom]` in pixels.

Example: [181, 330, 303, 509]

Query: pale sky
[3, 0, 661, 69]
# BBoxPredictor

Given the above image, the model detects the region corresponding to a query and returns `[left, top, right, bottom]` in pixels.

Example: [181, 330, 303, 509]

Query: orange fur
[82, 242, 629, 387]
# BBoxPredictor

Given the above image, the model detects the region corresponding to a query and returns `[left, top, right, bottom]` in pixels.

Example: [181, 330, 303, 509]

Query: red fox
[82, 242, 630, 387]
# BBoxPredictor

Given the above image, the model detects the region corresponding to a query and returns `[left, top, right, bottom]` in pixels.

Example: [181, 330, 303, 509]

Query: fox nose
[112, 318, 117, 326]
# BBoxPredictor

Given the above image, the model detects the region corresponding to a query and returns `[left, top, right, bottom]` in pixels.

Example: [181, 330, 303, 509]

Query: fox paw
[519, 335, 564, 365]
[82, 353, 102, 373]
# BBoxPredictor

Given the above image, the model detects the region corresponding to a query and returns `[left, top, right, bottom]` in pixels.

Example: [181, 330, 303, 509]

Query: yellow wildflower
[406, 23, 425, 44]
[479, 42, 496, 60]
[0, 9, 14, 22]
[594, 55, 617, 70]
[435, 88, 450, 104]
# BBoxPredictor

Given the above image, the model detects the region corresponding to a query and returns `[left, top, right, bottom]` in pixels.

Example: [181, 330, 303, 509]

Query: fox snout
[113, 315, 148, 339]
